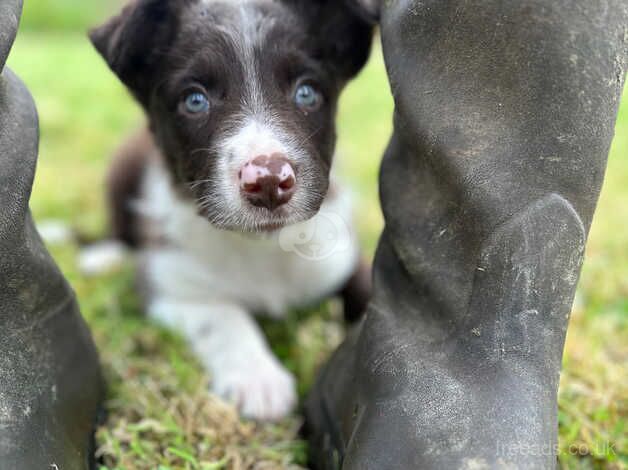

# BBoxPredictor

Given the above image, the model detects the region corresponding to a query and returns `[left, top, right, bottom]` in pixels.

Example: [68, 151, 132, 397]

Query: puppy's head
[90, 0, 374, 232]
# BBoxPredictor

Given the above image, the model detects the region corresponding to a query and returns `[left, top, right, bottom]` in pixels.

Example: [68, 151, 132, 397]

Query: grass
[6, 20, 627, 470]
[19, 0, 124, 33]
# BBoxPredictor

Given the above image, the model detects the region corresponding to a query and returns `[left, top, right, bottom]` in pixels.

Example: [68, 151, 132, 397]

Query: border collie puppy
[89, 0, 373, 421]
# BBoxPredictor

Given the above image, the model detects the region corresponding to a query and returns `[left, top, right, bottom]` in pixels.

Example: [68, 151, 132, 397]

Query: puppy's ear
[307, 0, 377, 80]
[89, 0, 181, 102]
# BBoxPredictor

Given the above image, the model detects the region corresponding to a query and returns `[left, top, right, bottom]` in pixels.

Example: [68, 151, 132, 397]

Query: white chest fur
[137, 161, 359, 317]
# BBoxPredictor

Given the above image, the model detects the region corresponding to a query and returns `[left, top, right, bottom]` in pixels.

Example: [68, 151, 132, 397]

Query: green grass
[19, 0, 123, 33]
[6, 25, 627, 470]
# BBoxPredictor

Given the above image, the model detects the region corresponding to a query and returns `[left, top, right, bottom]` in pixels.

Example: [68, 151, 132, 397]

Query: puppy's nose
[239, 153, 296, 211]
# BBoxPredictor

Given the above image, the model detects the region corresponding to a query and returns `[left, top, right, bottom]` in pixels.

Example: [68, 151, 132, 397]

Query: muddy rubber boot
[0, 1, 105, 469]
[305, 0, 627, 468]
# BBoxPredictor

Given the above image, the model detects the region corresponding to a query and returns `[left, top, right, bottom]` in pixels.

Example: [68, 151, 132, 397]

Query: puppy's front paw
[211, 353, 297, 421]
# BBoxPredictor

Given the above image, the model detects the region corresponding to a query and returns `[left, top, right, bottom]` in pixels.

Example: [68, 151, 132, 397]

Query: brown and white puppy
[88, 0, 373, 421]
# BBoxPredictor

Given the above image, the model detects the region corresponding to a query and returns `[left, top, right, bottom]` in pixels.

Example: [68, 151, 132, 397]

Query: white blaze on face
[195, 1, 321, 229]
[211, 4, 296, 207]
[224, 120, 288, 169]
[200, 1, 276, 117]
[216, 119, 306, 210]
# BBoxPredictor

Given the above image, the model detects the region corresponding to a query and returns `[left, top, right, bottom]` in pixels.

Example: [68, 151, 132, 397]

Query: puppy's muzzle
[239, 153, 296, 211]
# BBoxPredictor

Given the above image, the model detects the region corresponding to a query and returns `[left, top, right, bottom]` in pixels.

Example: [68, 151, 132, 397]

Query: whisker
[297, 126, 323, 149]
[190, 147, 213, 155]
[187, 178, 214, 189]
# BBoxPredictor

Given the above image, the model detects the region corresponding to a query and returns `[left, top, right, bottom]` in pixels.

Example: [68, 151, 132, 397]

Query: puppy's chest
[138, 163, 358, 315]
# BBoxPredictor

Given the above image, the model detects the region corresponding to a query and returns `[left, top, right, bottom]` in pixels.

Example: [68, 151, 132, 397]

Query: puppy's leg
[148, 298, 297, 421]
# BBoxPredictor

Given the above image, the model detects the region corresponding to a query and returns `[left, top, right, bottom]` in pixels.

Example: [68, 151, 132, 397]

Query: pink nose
[239, 153, 296, 211]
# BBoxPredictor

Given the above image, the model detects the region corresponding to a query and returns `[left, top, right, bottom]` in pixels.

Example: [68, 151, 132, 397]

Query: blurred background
[6, 1, 627, 469]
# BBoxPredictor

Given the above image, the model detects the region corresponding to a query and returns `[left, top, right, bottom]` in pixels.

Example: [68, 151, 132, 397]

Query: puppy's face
[91, 0, 373, 232]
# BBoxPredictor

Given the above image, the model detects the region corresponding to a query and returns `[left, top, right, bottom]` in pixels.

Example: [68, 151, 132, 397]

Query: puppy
[89, 0, 373, 421]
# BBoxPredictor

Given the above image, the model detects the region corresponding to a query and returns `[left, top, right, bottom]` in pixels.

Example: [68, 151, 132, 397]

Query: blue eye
[184, 92, 210, 114]
[294, 84, 321, 111]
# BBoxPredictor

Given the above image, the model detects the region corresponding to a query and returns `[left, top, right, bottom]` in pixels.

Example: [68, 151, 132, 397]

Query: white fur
[208, 119, 315, 227]
[139, 161, 358, 420]
[79, 240, 128, 276]
[37, 219, 73, 245]
[149, 298, 296, 421]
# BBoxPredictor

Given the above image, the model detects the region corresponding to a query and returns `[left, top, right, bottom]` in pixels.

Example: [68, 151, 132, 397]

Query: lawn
[6, 7, 628, 470]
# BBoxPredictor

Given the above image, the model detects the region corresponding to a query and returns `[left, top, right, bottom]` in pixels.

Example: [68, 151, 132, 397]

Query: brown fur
[106, 129, 156, 247]
[94, 0, 374, 323]
[90, 0, 373, 233]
